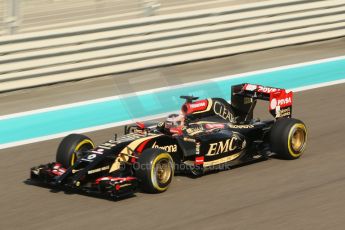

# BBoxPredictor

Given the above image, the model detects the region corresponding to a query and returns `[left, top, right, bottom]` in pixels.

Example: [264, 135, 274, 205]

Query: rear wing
[231, 83, 293, 119]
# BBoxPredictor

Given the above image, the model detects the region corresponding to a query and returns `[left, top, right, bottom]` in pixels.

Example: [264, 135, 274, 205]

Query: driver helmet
[165, 113, 185, 130]
[165, 114, 184, 129]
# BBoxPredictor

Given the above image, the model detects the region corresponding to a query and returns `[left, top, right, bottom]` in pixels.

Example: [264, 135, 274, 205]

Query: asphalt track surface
[1, 39, 345, 229]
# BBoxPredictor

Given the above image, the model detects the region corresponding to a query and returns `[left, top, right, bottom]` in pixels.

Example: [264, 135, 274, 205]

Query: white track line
[1, 79, 345, 150]
[0, 57, 345, 150]
[0, 55, 345, 121]
[0, 111, 174, 150]
[292, 78, 345, 92]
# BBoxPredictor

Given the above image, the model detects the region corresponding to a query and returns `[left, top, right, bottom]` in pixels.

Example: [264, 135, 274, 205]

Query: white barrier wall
[0, 0, 250, 34]
[0, 0, 344, 92]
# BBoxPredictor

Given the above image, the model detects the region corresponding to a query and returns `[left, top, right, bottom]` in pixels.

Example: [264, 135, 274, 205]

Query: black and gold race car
[30, 83, 307, 199]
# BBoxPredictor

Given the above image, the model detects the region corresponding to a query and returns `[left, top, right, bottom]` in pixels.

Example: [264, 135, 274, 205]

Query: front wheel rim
[154, 159, 172, 184]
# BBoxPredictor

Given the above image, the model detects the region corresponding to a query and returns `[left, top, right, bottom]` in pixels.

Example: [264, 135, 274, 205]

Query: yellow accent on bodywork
[109, 134, 162, 173]
[203, 152, 241, 167]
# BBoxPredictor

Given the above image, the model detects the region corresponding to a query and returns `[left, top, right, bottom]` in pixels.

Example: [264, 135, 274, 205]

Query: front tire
[270, 118, 307, 160]
[56, 134, 95, 168]
[135, 148, 174, 193]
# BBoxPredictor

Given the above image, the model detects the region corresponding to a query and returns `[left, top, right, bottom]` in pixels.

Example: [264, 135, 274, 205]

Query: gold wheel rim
[291, 128, 306, 152]
[155, 159, 172, 184]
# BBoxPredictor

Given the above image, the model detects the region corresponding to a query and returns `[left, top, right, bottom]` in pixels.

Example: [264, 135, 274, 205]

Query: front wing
[30, 162, 138, 199]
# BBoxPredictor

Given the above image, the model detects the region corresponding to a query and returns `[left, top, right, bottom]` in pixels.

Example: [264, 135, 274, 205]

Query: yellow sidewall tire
[56, 134, 95, 168]
[70, 139, 95, 165]
[136, 148, 174, 193]
[270, 118, 307, 160]
[150, 153, 174, 192]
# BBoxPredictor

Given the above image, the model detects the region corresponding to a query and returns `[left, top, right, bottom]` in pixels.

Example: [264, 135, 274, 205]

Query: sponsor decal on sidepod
[206, 137, 239, 156]
[152, 141, 177, 152]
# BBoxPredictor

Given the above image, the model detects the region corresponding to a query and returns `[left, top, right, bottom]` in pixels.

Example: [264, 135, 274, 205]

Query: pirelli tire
[135, 148, 174, 193]
[270, 118, 307, 160]
[56, 134, 95, 168]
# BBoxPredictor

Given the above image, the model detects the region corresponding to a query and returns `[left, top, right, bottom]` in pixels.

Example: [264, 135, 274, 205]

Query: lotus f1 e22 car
[30, 83, 307, 199]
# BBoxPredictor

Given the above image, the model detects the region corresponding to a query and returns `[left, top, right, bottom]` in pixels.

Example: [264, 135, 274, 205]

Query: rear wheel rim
[291, 127, 306, 152]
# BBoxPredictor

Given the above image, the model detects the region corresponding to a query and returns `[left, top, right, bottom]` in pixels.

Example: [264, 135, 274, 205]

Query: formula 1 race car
[30, 83, 307, 199]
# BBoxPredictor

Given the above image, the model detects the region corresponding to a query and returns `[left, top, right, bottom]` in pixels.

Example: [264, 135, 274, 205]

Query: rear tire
[270, 118, 307, 160]
[135, 148, 174, 193]
[56, 134, 95, 168]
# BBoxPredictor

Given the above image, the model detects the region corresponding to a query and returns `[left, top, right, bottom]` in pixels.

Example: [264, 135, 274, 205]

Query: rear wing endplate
[231, 83, 293, 119]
